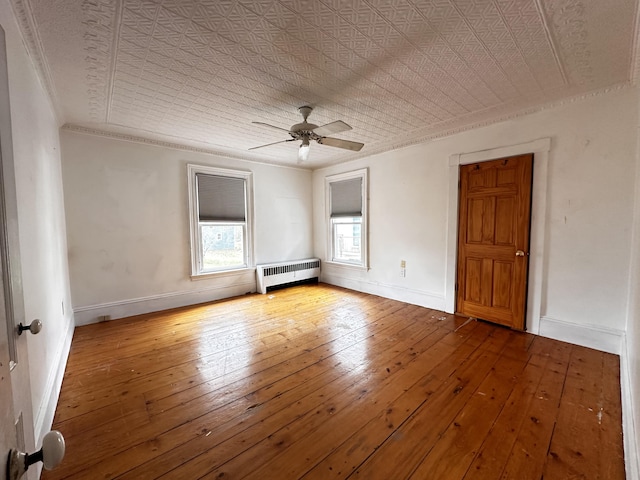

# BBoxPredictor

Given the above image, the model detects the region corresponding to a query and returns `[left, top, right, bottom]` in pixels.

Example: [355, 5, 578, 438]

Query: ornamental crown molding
[60, 124, 311, 170]
[10, 0, 62, 124]
[62, 82, 632, 170]
[323, 82, 634, 163]
[631, 0, 640, 85]
[81, 0, 119, 122]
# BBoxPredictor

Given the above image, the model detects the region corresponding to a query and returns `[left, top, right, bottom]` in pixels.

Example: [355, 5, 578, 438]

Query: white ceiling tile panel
[122, 8, 155, 36]
[20, 0, 640, 167]
[133, 0, 163, 18]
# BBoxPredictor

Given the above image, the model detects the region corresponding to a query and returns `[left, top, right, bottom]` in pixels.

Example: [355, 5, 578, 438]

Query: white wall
[0, 0, 74, 456]
[313, 138, 450, 309]
[61, 131, 313, 325]
[313, 87, 637, 347]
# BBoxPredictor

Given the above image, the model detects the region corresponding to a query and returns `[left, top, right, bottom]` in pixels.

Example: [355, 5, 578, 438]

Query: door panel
[465, 258, 482, 302]
[466, 199, 485, 243]
[456, 154, 533, 330]
[495, 197, 514, 244]
[492, 261, 512, 308]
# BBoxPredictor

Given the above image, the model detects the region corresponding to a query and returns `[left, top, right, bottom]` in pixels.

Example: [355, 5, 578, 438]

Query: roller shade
[197, 174, 246, 222]
[330, 177, 362, 217]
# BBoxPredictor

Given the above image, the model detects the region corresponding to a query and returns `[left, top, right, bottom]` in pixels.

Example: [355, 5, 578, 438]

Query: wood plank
[132, 307, 452, 479]
[496, 338, 572, 480]
[41, 285, 625, 480]
[408, 339, 530, 479]
[55, 294, 401, 424]
[463, 336, 570, 479]
[300, 324, 491, 479]
[345, 327, 513, 480]
[197, 323, 491, 479]
[48, 296, 429, 478]
[542, 345, 625, 479]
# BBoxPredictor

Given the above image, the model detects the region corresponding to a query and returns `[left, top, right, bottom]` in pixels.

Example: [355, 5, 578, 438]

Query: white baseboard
[322, 272, 446, 311]
[34, 316, 74, 442]
[73, 281, 257, 326]
[621, 334, 640, 480]
[538, 316, 624, 354]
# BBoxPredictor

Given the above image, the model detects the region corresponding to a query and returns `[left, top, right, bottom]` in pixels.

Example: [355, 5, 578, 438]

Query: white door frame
[445, 137, 551, 334]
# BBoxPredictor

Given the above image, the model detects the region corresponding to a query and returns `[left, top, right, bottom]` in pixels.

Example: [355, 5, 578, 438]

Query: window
[326, 169, 368, 267]
[188, 164, 253, 276]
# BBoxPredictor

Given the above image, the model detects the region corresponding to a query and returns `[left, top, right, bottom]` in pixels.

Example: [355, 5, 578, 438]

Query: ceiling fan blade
[252, 121, 291, 133]
[317, 137, 364, 152]
[312, 120, 352, 137]
[249, 139, 295, 150]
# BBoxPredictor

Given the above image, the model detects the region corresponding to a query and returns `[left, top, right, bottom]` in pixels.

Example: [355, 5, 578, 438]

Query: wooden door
[456, 154, 533, 330]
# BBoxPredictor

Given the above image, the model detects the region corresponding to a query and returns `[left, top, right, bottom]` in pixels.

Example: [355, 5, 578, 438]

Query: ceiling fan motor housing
[290, 106, 319, 141]
[290, 121, 319, 140]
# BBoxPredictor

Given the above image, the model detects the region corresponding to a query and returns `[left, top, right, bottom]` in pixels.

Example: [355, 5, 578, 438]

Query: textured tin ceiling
[13, 0, 640, 167]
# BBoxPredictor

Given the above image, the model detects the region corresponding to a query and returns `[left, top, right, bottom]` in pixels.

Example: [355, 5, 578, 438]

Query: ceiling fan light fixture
[298, 136, 310, 162]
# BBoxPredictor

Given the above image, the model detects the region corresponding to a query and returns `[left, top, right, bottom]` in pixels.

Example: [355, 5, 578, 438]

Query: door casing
[445, 138, 551, 335]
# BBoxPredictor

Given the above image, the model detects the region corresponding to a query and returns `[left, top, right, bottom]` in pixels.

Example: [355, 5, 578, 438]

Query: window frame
[187, 164, 254, 278]
[325, 168, 368, 269]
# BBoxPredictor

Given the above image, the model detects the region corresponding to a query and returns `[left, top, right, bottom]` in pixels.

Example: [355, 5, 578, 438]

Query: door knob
[17, 319, 42, 335]
[7, 430, 65, 480]
[515, 250, 527, 257]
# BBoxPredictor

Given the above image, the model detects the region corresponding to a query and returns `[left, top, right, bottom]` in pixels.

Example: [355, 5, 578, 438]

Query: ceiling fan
[249, 106, 364, 162]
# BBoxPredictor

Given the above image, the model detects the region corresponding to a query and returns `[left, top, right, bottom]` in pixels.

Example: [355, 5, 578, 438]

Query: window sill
[324, 260, 369, 272]
[191, 266, 256, 281]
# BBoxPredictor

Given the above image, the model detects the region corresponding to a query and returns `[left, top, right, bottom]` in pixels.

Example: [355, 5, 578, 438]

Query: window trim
[325, 168, 368, 269]
[187, 164, 254, 278]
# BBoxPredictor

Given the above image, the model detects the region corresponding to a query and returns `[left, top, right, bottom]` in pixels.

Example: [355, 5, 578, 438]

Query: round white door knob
[42, 430, 65, 470]
[7, 430, 65, 480]
[17, 319, 42, 335]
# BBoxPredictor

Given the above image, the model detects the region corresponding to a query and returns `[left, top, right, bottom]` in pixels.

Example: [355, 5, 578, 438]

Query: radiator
[256, 258, 320, 294]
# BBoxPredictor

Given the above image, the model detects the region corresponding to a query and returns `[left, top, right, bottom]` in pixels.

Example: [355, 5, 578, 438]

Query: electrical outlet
[400, 260, 406, 277]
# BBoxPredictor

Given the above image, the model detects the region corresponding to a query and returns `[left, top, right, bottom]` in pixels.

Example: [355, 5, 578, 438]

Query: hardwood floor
[43, 284, 625, 479]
